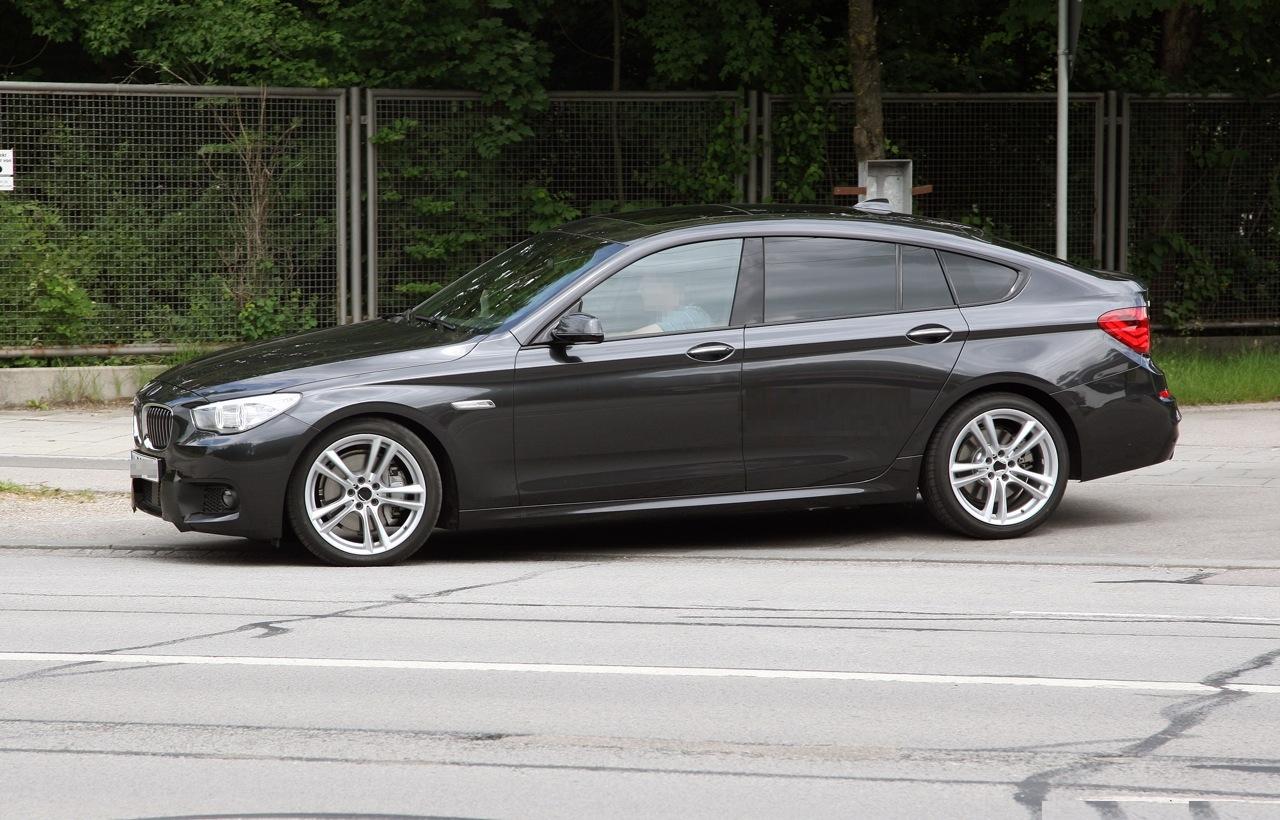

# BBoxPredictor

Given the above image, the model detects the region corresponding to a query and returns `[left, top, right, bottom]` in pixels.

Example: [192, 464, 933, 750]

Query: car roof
[554, 203, 989, 245]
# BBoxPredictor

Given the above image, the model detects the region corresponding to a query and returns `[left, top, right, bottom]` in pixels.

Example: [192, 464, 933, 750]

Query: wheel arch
[922, 380, 1083, 481]
[282, 404, 461, 538]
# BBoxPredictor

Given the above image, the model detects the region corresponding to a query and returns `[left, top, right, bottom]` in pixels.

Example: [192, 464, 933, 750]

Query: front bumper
[131, 382, 313, 541]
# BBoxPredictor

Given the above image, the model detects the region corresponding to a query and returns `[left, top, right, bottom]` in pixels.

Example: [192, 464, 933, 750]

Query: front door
[513, 238, 747, 507]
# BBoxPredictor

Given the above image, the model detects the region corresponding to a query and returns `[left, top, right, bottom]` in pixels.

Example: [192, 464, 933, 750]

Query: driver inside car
[630, 276, 714, 335]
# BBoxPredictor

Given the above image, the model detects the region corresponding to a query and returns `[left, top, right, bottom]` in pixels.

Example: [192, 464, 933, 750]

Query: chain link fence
[0, 83, 341, 353]
[1124, 96, 1280, 328]
[764, 93, 1104, 264]
[1, 82, 1276, 354]
[369, 91, 743, 315]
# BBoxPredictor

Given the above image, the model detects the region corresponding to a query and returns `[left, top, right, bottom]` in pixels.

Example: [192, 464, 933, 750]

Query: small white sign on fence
[0, 148, 12, 190]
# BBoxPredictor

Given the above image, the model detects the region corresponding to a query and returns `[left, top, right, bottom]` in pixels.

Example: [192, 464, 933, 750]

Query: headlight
[192, 393, 300, 434]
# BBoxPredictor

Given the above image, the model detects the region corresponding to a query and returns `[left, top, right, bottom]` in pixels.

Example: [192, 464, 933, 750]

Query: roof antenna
[853, 198, 893, 214]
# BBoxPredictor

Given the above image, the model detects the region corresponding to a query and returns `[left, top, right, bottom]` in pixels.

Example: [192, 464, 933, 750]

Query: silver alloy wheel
[303, 433, 429, 556]
[947, 408, 1059, 527]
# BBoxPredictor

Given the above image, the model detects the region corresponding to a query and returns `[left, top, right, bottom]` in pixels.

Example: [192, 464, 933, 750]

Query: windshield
[408, 232, 622, 336]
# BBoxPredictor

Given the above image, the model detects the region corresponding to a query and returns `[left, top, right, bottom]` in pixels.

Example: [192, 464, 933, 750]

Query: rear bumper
[1055, 363, 1179, 481]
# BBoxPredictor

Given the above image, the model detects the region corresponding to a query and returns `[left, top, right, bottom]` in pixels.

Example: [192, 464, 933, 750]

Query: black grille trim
[145, 405, 173, 449]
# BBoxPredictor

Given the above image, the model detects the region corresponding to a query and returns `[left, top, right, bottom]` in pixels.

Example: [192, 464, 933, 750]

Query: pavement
[0, 402, 1278, 817]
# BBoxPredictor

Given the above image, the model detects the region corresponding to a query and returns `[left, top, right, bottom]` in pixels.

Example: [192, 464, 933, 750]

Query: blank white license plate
[130, 451, 162, 482]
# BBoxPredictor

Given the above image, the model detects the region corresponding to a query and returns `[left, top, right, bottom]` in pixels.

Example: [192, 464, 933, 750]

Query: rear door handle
[686, 342, 736, 362]
[905, 324, 953, 344]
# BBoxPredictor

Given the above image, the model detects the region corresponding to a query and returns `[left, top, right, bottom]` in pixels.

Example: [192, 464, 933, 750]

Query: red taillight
[1098, 306, 1150, 355]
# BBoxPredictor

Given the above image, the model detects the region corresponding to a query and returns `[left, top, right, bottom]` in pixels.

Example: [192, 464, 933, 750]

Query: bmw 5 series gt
[131, 204, 1178, 565]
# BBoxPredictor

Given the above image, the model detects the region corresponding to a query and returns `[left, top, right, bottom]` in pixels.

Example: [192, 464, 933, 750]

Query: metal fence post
[347, 87, 362, 323]
[734, 95, 746, 201]
[746, 90, 758, 204]
[1118, 94, 1130, 273]
[364, 88, 377, 319]
[760, 93, 772, 202]
[336, 91, 348, 325]
[1092, 95, 1104, 264]
[1103, 91, 1117, 270]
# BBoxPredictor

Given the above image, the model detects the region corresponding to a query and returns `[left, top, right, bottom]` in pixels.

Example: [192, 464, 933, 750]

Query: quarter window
[764, 237, 898, 323]
[579, 239, 743, 339]
[939, 251, 1020, 305]
[901, 246, 955, 311]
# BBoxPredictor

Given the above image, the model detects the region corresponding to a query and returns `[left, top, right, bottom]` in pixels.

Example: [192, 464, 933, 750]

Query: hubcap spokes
[304, 434, 428, 555]
[948, 409, 1058, 526]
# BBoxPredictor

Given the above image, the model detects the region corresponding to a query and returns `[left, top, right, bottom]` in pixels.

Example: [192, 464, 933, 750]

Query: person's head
[639, 276, 682, 312]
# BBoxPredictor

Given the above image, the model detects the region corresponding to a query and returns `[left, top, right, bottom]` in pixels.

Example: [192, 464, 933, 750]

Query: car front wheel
[921, 393, 1068, 538]
[288, 419, 442, 566]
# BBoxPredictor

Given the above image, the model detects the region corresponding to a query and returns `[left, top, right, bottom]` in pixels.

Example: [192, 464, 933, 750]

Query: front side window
[579, 239, 744, 339]
[764, 237, 898, 323]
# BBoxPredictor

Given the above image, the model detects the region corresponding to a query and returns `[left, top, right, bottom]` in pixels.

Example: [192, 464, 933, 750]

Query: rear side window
[939, 251, 1020, 305]
[900, 246, 954, 311]
[764, 237, 898, 322]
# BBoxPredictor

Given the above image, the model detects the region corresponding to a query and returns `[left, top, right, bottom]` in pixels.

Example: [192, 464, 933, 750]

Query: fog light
[222, 489, 238, 510]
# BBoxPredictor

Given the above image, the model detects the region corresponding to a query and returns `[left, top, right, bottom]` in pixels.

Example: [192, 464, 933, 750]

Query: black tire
[287, 418, 442, 566]
[920, 392, 1069, 539]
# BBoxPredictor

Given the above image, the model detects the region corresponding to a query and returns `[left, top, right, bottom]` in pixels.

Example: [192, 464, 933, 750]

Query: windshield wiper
[408, 313, 462, 332]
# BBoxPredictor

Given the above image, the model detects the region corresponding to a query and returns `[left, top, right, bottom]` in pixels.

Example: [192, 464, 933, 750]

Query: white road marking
[1013, 610, 1280, 624]
[1075, 796, 1280, 805]
[2, 652, 1279, 694]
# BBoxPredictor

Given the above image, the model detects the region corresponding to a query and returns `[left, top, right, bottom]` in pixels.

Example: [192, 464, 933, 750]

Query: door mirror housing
[550, 313, 605, 345]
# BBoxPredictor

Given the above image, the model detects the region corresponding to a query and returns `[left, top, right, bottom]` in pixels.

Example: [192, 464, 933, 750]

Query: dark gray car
[130, 204, 1178, 565]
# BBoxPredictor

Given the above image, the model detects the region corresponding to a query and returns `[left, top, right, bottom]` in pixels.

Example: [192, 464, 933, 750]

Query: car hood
[153, 319, 479, 400]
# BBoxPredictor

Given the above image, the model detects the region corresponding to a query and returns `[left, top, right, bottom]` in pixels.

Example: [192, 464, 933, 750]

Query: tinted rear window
[939, 252, 1020, 305]
[901, 246, 954, 311]
[764, 237, 898, 322]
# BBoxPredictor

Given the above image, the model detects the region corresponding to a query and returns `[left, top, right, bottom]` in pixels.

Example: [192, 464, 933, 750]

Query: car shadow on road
[149, 494, 1149, 567]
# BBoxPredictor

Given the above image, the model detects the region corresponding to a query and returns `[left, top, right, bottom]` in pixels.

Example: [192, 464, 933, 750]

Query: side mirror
[550, 313, 605, 345]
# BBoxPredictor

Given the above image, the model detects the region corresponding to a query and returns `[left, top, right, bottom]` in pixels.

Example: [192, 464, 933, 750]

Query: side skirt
[458, 455, 922, 529]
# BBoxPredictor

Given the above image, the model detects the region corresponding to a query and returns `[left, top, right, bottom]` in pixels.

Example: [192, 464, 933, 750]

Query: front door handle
[905, 324, 953, 344]
[686, 342, 736, 362]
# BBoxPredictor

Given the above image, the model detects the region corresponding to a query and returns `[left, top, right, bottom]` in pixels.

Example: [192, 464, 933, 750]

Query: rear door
[742, 238, 967, 490]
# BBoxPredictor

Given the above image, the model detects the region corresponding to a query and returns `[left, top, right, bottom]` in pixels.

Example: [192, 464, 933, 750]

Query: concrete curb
[0, 365, 165, 406]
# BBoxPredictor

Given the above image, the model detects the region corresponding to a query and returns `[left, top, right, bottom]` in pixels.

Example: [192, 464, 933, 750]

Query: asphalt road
[1, 404, 1278, 819]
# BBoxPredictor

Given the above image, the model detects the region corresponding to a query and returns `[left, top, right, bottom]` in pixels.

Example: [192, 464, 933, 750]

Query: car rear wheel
[288, 419, 442, 566]
[921, 393, 1068, 538]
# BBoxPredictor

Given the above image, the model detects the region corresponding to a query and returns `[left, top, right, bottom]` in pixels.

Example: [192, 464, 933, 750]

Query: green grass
[1155, 348, 1280, 406]
[0, 480, 101, 501]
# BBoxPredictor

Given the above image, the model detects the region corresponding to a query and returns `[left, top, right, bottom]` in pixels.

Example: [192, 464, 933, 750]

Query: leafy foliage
[3, 0, 1279, 342]
[0, 201, 97, 346]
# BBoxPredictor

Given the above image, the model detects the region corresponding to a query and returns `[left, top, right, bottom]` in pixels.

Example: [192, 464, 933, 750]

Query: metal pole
[746, 90, 758, 204]
[1104, 91, 1117, 270]
[365, 89, 377, 319]
[1118, 95, 1131, 273]
[760, 94, 772, 203]
[336, 93, 348, 325]
[1092, 96, 1103, 265]
[1055, 0, 1069, 260]
[734, 97, 745, 201]
[348, 87, 363, 323]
